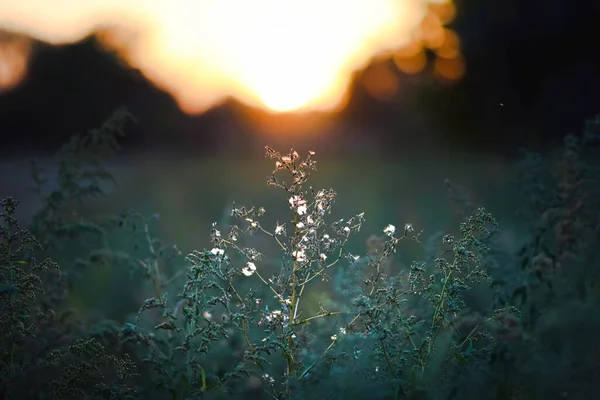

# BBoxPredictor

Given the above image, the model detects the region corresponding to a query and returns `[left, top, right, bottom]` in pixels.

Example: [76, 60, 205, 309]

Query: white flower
[266, 310, 282, 322]
[384, 224, 396, 237]
[288, 196, 301, 207]
[331, 334, 338, 341]
[275, 223, 285, 235]
[292, 249, 307, 262]
[262, 373, 275, 384]
[211, 248, 224, 256]
[343, 226, 350, 234]
[316, 201, 325, 212]
[296, 222, 305, 229]
[242, 262, 257, 276]
[306, 215, 314, 224]
[203, 311, 212, 319]
[289, 195, 307, 215]
[319, 253, 327, 261]
[404, 222, 414, 233]
[339, 327, 346, 335]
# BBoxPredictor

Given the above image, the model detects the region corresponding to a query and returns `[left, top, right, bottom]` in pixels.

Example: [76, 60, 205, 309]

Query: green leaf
[198, 365, 207, 392]
[465, 340, 474, 356]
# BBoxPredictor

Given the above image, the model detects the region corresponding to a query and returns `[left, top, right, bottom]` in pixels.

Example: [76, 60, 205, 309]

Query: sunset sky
[0, 0, 598, 157]
[0, 0, 459, 113]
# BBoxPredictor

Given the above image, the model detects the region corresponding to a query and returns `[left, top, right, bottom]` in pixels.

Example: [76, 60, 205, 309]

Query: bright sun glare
[0, 0, 459, 113]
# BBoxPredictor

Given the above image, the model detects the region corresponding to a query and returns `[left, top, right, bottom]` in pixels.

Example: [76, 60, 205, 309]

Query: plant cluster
[1, 109, 600, 399]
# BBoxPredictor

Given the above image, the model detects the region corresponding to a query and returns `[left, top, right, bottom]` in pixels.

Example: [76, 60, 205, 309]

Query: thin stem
[295, 311, 344, 326]
[287, 213, 299, 378]
[458, 324, 480, 348]
[421, 263, 455, 377]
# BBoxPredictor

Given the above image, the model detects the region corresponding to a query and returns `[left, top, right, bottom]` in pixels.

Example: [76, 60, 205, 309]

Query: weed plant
[1, 109, 600, 399]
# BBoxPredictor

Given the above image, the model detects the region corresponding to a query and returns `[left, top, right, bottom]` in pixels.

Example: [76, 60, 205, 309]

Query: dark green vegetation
[1, 109, 599, 399]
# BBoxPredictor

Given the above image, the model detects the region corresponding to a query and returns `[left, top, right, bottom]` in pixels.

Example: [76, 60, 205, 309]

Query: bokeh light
[0, 0, 462, 113]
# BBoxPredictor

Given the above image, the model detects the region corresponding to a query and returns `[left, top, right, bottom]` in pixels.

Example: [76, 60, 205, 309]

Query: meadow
[1, 108, 598, 399]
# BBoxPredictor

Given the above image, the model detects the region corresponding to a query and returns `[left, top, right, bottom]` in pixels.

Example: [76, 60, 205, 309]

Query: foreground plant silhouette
[0, 197, 139, 400]
[123, 146, 514, 400]
[5, 108, 600, 399]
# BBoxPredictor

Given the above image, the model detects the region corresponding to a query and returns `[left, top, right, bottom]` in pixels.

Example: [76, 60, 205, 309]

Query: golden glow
[0, 31, 30, 92]
[0, 0, 460, 113]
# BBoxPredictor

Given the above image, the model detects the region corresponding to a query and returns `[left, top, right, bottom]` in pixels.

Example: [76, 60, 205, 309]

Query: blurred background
[0, 0, 599, 277]
[2, 5, 600, 397]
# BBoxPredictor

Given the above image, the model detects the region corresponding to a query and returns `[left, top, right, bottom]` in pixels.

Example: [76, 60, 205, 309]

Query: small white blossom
[319, 253, 327, 261]
[292, 249, 307, 262]
[266, 310, 282, 322]
[323, 234, 330, 240]
[242, 262, 257, 276]
[262, 373, 275, 384]
[275, 223, 285, 235]
[404, 222, 414, 233]
[211, 248, 224, 256]
[331, 334, 338, 341]
[289, 195, 307, 215]
[203, 311, 212, 319]
[339, 327, 346, 335]
[288, 195, 303, 207]
[343, 226, 350, 234]
[384, 224, 396, 237]
[296, 222, 305, 229]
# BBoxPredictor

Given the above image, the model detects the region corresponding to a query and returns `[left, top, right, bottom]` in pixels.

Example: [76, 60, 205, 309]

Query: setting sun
[0, 0, 459, 113]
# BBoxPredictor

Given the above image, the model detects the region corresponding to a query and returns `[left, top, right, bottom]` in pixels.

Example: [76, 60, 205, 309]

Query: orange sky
[0, 0, 461, 114]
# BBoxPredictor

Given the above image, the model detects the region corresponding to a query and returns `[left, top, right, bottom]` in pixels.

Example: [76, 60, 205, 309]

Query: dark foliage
[2, 109, 600, 399]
